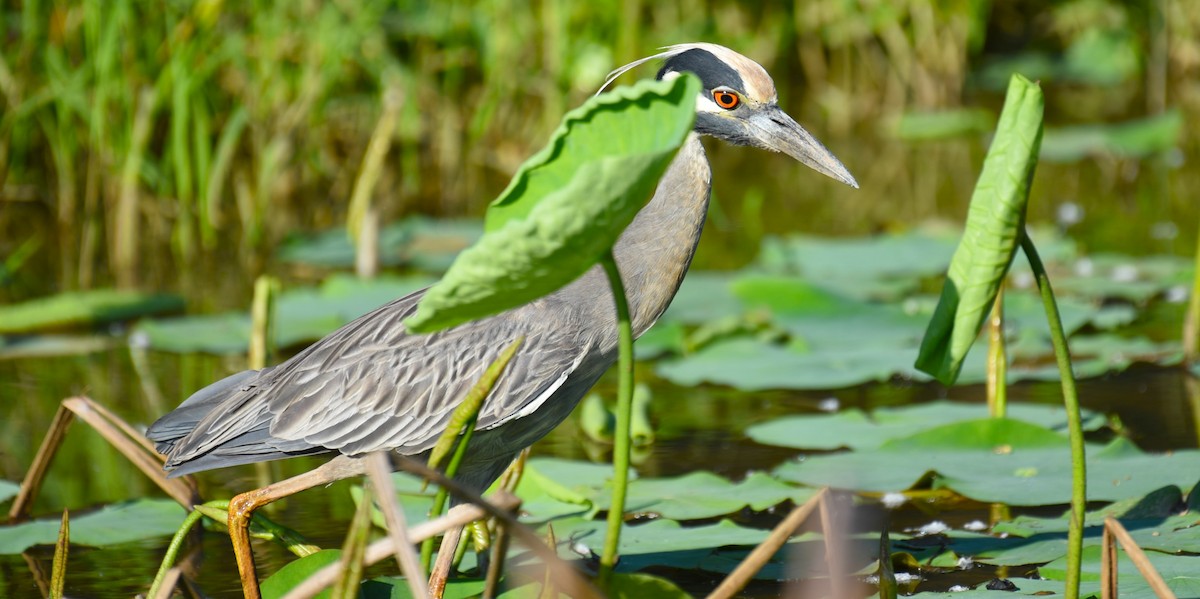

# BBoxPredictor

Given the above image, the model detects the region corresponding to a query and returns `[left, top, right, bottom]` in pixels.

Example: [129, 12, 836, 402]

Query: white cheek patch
[696, 94, 722, 113]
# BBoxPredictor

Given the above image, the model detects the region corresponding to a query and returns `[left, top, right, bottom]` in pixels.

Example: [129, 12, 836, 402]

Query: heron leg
[227, 455, 367, 599]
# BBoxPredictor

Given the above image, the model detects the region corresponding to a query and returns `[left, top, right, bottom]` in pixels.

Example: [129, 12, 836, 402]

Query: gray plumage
[146, 43, 856, 493]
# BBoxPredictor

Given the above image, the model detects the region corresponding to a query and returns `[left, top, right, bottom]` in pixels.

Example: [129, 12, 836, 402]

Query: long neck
[611, 133, 711, 336]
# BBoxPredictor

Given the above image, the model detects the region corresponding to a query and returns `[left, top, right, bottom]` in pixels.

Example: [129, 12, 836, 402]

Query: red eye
[712, 90, 740, 109]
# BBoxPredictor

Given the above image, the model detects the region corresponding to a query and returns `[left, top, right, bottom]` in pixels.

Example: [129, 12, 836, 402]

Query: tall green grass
[1, 0, 1197, 294]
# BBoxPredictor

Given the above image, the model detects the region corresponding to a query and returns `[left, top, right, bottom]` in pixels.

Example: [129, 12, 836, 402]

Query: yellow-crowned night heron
[146, 43, 857, 596]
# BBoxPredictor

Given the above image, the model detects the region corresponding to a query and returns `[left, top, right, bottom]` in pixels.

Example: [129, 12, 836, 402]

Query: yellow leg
[225, 455, 367, 599]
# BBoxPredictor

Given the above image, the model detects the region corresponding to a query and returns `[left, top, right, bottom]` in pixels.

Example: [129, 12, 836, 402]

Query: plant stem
[420, 422, 477, 573]
[598, 251, 635, 587]
[987, 286, 1007, 418]
[1021, 233, 1084, 599]
[148, 501, 215, 598]
[1184, 217, 1200, 363]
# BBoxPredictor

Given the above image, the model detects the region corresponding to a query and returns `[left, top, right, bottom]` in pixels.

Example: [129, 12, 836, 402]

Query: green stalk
[148, 504, 207, 599]
[986, 287, 1007, 418]
[597, 251, 634, 587]
[420, 421, 477, 573]
[1021, 233, 1084, 599]
[1184, 218, 1200, 363]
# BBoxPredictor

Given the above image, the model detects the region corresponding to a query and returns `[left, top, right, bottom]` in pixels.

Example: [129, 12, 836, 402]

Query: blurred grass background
[1, 0, 1198, 305]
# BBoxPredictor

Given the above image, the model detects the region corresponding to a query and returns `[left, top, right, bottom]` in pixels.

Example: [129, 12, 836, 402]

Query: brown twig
[1103, 517, 1176, 599]
[150, 567, 182, 599]
[391, 456, 602, 599]
[707, 489, 828, 599]
[9, 397, 199, 522]
[279, 497, 513, 599]
[1101, 522, 1117, 599]
[366, 452, 429, 598]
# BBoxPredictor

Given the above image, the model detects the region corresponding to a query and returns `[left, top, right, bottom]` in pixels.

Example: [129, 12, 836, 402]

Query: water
[2, 336, 1196, 597]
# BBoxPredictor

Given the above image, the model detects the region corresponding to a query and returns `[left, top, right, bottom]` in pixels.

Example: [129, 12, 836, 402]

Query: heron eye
[712, 90, 740, 109]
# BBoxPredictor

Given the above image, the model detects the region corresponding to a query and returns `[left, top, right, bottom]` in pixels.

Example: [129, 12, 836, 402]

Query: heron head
[602, 43, 858, 189]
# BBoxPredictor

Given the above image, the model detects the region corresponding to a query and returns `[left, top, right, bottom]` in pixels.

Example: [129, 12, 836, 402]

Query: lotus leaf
[747, 401, 1104, 451]
[0, 499, 186, 554]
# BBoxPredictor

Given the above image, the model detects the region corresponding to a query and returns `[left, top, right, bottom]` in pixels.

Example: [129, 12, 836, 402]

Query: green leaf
[891, 108, 995, 141]
[773, 420, 1200, 506]
[656, 337, 917, 391]
[1040, 545, 1200, 598]
[0, 289, 183, 334]
[610, 471, 814, 520]
[0, 499, 186, 554]
[915, 74, 1044, 385]
[0, 480, 19, 503]
[747, 400, 1105, 451]
[405, 75, 701, 333]
[134, 274, 433, 353]
[1041, 110, 1182, 162]
[260, 549, 342, 599]
[606, 572, 691, 599]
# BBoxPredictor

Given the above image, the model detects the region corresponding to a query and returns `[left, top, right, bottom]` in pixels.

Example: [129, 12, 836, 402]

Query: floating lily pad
[0, 499, 186, 554]
[774, 419, 1200, 505]
[0, 289, 183, 334]
[656, 337, 917, 391]
[747, 401, 1104, 451]
[600, 471, 814, 521]
[134, 274, 433, 353]
[757, 229, 959, 301]
[0, 334, 116, 359]
[891, 108, 995, 141]
[1040, 546, 1200, 598]
[903, 577, 1100, 598]
[1040, 110, 1183, 163]
[260, 549, 343, 599]
[0, 480, 18, 503]
[278, 216, 483, 272]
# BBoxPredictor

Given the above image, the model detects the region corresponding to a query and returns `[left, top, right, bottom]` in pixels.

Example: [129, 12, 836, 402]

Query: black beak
[744, 106, 858, 189]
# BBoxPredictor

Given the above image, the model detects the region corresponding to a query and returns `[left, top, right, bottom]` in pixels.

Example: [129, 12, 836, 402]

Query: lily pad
[261, 549, 343, 599]
[0, 289, 183, 334]
[1040, 110, 1183, 163]
[892, 108, 995, 141]
[773, 419, 1200, 505]
[0, 480, 18, 503]
[656, 337, 917, 391]
[0, 499, 186, 554]
[903, 577, 1100, 598]
[915, 75, 1044, 385]
[278, 216, 483, 272]
[747, 401, 1104, 451]
[601, 471, 814, 521]
[134, 274, 433, 353]
[1040, 546, 1200, 598]
[756, 229, 959, 301]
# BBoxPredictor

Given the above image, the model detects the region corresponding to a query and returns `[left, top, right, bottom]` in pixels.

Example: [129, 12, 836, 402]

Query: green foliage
[747, 400, 1105, 451]
[406, 75, 701, 333]
[0, 480, 19, 503]
[260, 549, 342, 599]
[1041, 111, 1183, 162]
[916, 75, 1045, 385]
[133, 274, 432, 353]
[0, 290, 183, 334]
[772, 418, 1200, 505]
[0, 499, 186, 554]
[892, 108, 995, 141]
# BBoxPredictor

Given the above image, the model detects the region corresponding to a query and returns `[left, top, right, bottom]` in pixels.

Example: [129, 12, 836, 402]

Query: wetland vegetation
[2, 1, 1200, 597]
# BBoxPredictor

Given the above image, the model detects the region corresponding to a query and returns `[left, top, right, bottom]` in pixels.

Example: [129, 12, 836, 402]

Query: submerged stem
[598, 251, 635, 587]
[1021, 233, 1084, 599]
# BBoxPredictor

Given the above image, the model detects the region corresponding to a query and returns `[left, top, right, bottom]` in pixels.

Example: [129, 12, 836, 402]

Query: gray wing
[154, 287, 590, 474]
